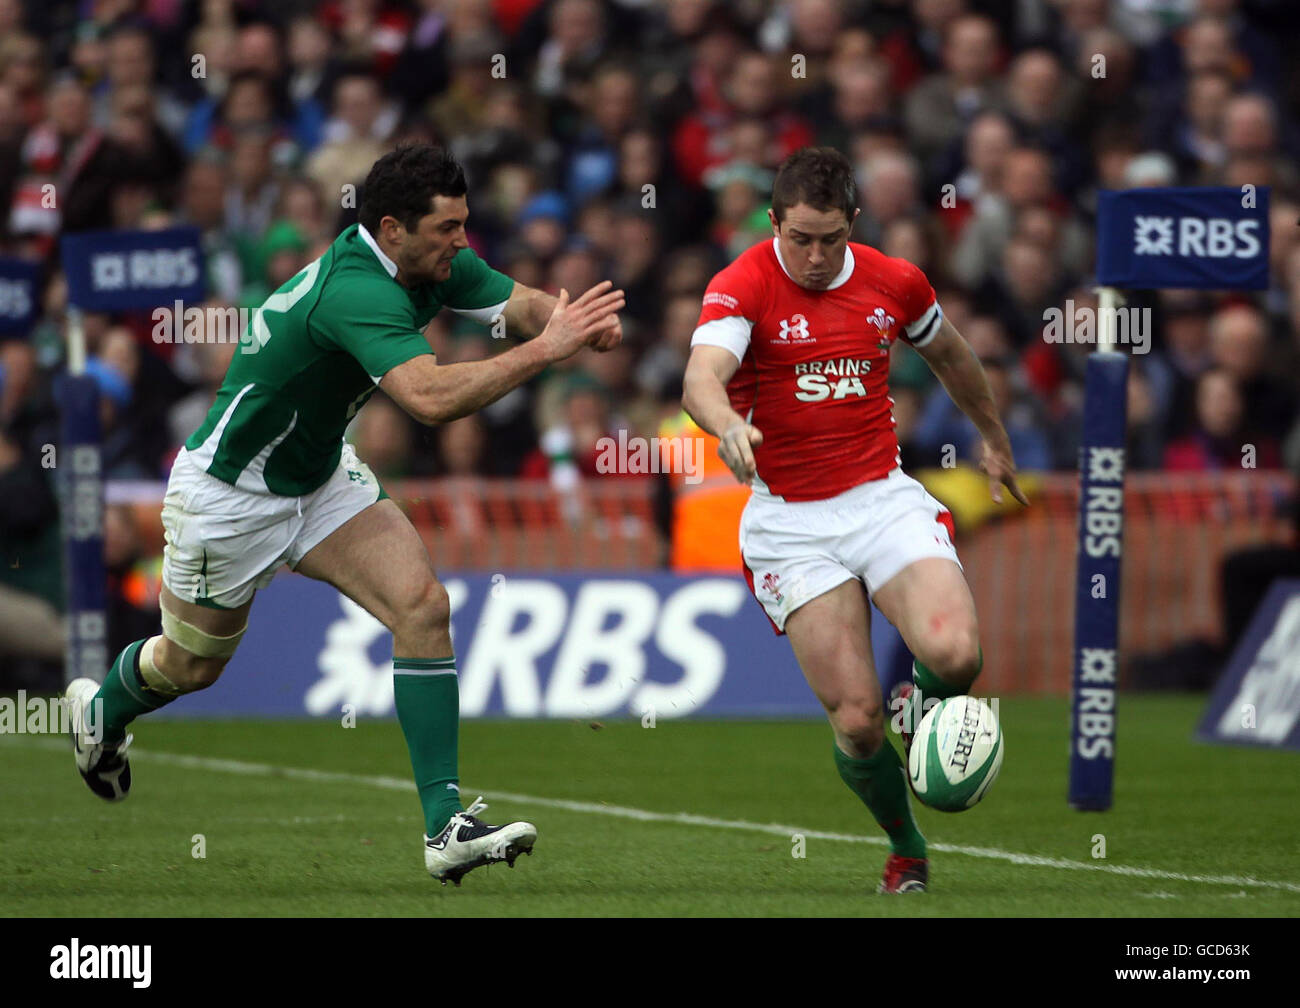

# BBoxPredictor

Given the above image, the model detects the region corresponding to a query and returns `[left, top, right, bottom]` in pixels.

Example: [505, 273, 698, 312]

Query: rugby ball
[907, 695, 1004, 812]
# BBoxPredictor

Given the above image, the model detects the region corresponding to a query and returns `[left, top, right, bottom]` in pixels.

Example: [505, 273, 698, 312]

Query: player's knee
[165, 650, 228, 691]
[153, 636, 229, 692]
[389, 576, 450, 639]
[920, 621, 982, 688]
[829, 697, 886, 754]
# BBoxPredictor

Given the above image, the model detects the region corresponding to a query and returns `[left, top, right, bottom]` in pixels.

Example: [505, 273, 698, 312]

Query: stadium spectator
[427, 29, 507, 143]
[95, 22, 188, 139]
[608, 200, 662, 324]
[0, 32, 47, 131]
[305, 70, 392, 209]
[436, 413, 489, 477]
[104, 501, 162, 660]
[914, 315, 1053, 472]
[1207, 303, 1296, 435]
[167, 331, 238, 453]
[903, 13, 1004, 168]
[562, 63, 639, 205]
[937, 110, 1013, 237]
[515, 190, 569, 262]
[533, 0, 612, 98]
[349, 392, 417, 480]
[316, 0, 412, 80]
[0, 336, 63, 676]
[1164, 367, 1281, 471]
[177, 155, 243, 303]
[1003, 48, 1086, 196]
[672, 49, 814, 188]
[950, 145, 1088, 292]
[225, 130, 281, 256]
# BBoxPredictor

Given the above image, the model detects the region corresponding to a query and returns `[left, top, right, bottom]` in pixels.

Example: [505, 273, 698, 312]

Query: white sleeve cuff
[449, 299, 508, 325]
[905, 302, 943, 348]
[691, 315, 753, 364]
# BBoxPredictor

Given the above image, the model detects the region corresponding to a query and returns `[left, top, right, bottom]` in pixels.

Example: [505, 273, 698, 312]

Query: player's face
[394, 195, 470, 285]
[770, 204, 858, 290]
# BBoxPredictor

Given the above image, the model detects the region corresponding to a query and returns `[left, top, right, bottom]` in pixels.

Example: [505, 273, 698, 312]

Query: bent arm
[383, 282, 626, 425]
[499, 282, 554, 340]
[915, 315, 1028, 504]
[913, 316, 1004, 445]
[682, 344, 745, 437]
[381, 343, 551, 426]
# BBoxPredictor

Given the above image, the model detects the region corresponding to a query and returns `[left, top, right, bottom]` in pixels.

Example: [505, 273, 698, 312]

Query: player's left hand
[980, 440, 1029, 506]
[587, 311, 622, 352]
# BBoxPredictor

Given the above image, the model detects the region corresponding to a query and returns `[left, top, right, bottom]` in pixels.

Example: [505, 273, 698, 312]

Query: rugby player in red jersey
[683, 147, 1027, 894]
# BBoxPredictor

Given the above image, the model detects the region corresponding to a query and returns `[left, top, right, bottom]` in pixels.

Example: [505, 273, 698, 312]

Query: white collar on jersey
[358, 223, 399, 279]
[771, 237, 855, 290]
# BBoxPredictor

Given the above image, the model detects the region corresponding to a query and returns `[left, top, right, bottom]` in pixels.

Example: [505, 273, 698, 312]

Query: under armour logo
[777, 314, 810, 340]
[347, 470, 367, 484]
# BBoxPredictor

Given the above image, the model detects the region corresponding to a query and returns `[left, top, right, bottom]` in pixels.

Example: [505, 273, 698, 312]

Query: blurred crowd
[0, 0, 1298, 544]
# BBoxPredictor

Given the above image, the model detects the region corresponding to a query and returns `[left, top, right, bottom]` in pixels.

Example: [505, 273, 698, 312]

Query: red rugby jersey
[692, 238, 942, 502]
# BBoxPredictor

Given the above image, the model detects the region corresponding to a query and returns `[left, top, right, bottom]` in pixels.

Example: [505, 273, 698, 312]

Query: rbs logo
[91, 248, 200, 291]
[1133, 215, 1261, 259]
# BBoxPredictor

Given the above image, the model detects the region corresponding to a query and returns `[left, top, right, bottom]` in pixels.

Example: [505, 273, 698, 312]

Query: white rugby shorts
[160, 442, 382, 609]
[740, 468, 959, 633]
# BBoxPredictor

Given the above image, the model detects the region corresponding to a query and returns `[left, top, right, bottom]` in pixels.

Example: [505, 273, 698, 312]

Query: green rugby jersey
[184, 224, 514, 496]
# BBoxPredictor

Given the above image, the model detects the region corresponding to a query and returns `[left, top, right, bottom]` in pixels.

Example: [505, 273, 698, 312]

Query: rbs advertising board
[160, 574, 823, 719]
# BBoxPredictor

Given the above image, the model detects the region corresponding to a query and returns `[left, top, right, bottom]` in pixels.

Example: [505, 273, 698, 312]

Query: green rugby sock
[912, 658, 964, 701]
[92, 639, 175, 744]
[393, 656, 463, 835]
[834, 741, 926, 859]
[908, 649, 983, 728]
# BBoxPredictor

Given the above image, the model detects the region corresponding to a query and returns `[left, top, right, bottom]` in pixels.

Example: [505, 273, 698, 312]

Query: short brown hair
[771, 147, 858, 224]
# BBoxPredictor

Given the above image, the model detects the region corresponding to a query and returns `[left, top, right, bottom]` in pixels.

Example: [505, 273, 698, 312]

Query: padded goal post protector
[57, 227, 206, 685]
[1069, 351, 1129, 811]
[55, 372, 108, 685]
[1198, 578, 1300, 751]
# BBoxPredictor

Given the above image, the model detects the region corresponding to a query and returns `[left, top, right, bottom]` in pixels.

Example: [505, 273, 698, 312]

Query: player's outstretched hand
[719, 422, 763, 485]
[587, 295, 623, 353]
[538, 282, 626, 362]
[980, 440, 1029, 506]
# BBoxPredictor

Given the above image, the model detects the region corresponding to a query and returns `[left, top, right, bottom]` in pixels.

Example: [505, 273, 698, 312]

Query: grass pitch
[2, 695, 1297, 917]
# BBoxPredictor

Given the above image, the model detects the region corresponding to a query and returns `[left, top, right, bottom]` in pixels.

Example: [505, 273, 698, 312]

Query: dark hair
[359, 144, 467, 234]
[771, 147, 858, 224]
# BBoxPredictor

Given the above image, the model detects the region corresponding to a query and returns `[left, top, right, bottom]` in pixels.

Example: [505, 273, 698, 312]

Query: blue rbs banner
[1199, 579, 1300, 750]
[61, 227, 205, 311]
[160, 574, 825, 719]
[1096, 187, 1269, 291]
[0, 257, 40, 335]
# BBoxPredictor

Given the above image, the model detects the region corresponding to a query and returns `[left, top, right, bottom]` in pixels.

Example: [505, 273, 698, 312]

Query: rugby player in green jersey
[64, 145, 625, 885]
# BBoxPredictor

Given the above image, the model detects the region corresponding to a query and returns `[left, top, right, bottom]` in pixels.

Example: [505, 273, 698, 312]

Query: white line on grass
[17, 738, 1300, 896]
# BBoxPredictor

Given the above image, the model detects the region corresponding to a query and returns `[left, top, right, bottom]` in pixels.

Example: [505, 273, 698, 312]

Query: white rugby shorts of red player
[740, 467, 959, 634]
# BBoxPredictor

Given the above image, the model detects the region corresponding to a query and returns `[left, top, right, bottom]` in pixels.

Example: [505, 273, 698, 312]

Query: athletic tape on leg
[139, 635, 186, 697]
[160, 606, 246, 660]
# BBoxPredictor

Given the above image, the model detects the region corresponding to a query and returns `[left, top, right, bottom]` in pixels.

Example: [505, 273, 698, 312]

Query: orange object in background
[658, 410, 751, 572]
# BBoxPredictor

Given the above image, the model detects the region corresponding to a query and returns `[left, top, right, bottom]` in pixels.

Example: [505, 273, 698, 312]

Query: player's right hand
[538, 282, 625, 362]
[718, 422, 763, 484]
